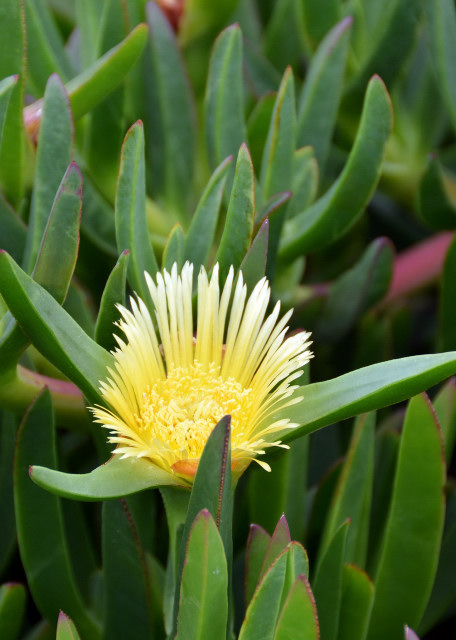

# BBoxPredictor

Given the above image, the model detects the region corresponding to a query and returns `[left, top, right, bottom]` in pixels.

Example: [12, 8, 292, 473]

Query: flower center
[135, 361, 253, 459]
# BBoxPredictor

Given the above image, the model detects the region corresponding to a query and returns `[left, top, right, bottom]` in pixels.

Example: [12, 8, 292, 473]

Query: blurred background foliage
[1, 0, 456, 638]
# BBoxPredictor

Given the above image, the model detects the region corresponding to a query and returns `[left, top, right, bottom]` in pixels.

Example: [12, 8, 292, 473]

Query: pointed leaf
[273, 575, 319, 640]
[245, 524, 271, 605]
[175, 510, 228, 640]
[31, 453, 183, 501]
[14, 391, 99, 638]
[204, 24, 247, 194]
[366, 394, 446, 640]
[23, 74, 73, 272]
[66, 23, 148, 119]
[239, 549, 289, 640]
[56, 612, 81, 640]
[280, 76, 393, 260]
[277, 351, 456, 442]
[184, 156, 232, 272]
[297, 17, 352, 170]
[260, 67, 295, 273]
[145, 2, 196, 214]
[287, 147, 318, 219]
[172, 416, 232, 637]
[115, 121, 158, 302]
[0, 0, 25, 207]
[259, 515, 291, 584]
[215, 144, 255, 281]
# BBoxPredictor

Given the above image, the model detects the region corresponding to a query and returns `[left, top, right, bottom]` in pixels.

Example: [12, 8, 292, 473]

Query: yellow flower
[91, 263, 312, 481]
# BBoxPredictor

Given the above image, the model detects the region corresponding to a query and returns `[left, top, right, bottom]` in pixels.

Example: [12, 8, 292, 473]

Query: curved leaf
[31, 454, 183, 501]
[278, 351, 456, 442]
[279, 76, 393, 260]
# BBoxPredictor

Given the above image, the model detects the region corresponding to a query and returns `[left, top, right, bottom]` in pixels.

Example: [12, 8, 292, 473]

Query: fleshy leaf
[278, 351, 456, 442]
[31, 454, 183, 501]
[175, 510, 228, 640]
[280, 76, 393, 260]
[14, 390, 99, 638]
[366, 394, 445, 639]
[215, 144, 255, 281]
[115, 121, 158, 303]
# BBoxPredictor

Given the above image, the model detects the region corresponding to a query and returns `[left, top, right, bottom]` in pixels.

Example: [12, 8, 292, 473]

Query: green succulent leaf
[95, 250, 129, 351]
[24, 74, 73, 272]
[0, 0, 25, 207]
[66, 23, 148, 120]
[320, 413, 374, 567]
[338, 564, 375, 640]
[273, 575, 319, 640]
[287, 147, 318, 219]
[260, 66, 295, 273]
[366, 394, 445, 640]
[316, 238, 394, 342]
[0, 251, 112, 404]
[24, 0, 72, 95]
[175, 510, 228, 640]
[172, 416, 232, 637]
[31, 454, 183, 501]
[432, 378, 456, 465]
[0, 582, 26, 640]
[184, 155, 232, 273]
[419, 484, 456, 633]
[239, 548, 289, 640]
[279, 76, 393, 260]
[301, 0, 340, 49]
[215, 144, 255, 281]
[204, 23, 246, 192]
[264, 0, 306, 71]
[0, 412, 17, 575]
[297, 16, 352, 171]
[14, 390, 100, 638]
[245, 524, 272, 606]
[115, 120, 159, 303]
[56, 612, 81, 640]
[441, 233, 456, 351]
[239, 219, 269, 294]
[102, 499, 154, 639]
[162, 224, 185, 272]
[258, 515, 291, 584]
[0, 75, 17, 149]
[424, 0, 456, 133]
[0, 190, 26, 262]
[145, 2, 196, 216]
[279, 351, 456, 441]
[417, 157, 456, 230]
[313, 520, 349, 640]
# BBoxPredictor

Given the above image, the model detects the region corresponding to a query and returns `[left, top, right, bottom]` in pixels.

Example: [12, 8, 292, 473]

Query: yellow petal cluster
[91, 263, 312, 480]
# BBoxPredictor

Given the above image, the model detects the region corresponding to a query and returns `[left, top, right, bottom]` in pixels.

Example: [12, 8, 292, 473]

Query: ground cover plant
[1, 0, 456, 638]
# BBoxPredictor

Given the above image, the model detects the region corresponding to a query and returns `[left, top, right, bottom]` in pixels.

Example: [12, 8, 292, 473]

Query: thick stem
[0, 365, 90, 430]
